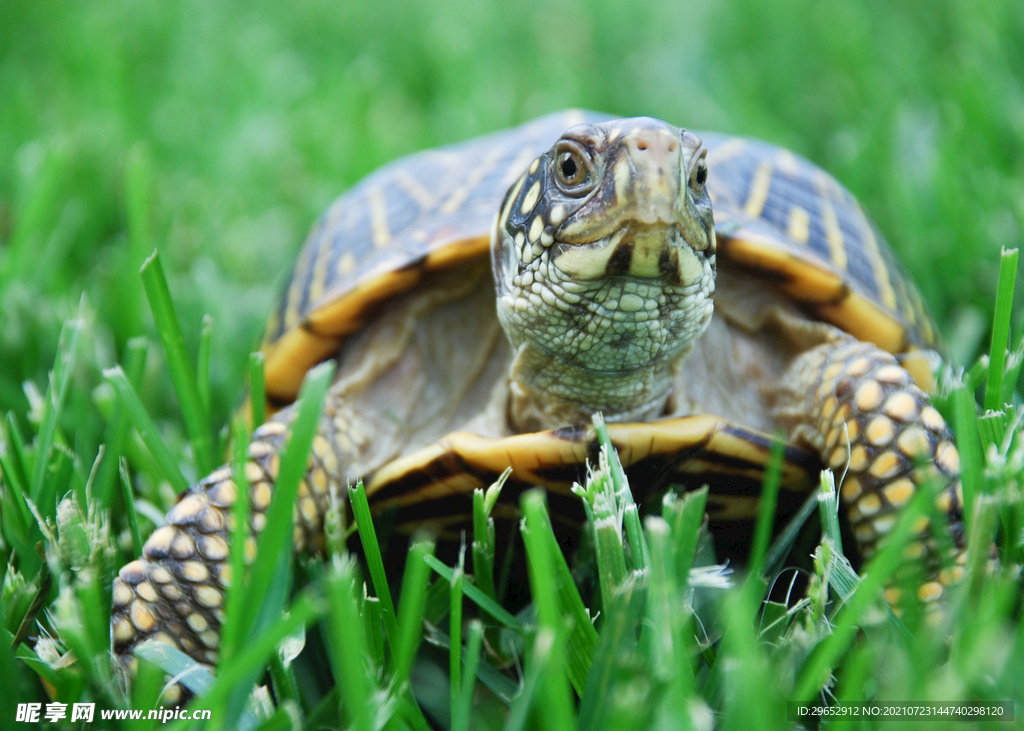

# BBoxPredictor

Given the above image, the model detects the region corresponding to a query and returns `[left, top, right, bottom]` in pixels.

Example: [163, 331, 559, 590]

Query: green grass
[2, 0, 1024, 729]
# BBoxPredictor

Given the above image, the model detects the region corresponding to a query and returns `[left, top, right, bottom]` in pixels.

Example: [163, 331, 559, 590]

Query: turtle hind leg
[110, 409, 345, 703]
[773, 338, 966, 612]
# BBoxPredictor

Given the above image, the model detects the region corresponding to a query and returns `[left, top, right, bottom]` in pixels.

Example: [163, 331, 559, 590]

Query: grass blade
[978, 409, 1011, 450]
[220, 361, 332, 724]
[1002, 342, 1023, 405]
[748, 433, 786, 581]
[951, 385, 984, 528]
[140, 249, 216, 474]
[95, 337, 148, 507]
[662, 486, 708, 592]
[349, 479, 400, 653]
[424, 553, 523, 629]
[521, 490, 577, 726]
[792, 476, 936, 703]
[220, 417, 254, 664]
[326, 556, 374, 731]
[503, 643, 545, 731]
[450, 548, 464, 722]
[573, 453, 627, 613]
[452, 620, 483, 731]
[984, 247, 1018, 411]
[162, 589, 321, 728]
[594, 415, 648, 571]
[241, 361, 334, 638]
[472, 467, 509, 603]
[197, 314, 214, 417]
[104, 365, 190, 493]
[249, 352, 266, 429]
[362, 594, 386, 677]
[817, 470, 843, 554]
[644, 518, 681, 680]
[394, 537, 435, 687]
[30, 316, 82, 508]
[118, 459, 142, 558]
[529, 498, 599, 695]
[0, 416, 35, 558]
[2, 413, 30, 495]
[577, 582, 645, 731]
[764, 490, 819, 579]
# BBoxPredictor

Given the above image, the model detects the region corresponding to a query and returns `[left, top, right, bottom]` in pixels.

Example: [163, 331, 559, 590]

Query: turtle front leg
[775, 338, 966, 610]
[110, 408, 344, 702]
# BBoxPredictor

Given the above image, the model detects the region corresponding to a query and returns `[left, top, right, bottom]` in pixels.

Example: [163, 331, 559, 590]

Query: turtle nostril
[626, 129, 680, 162]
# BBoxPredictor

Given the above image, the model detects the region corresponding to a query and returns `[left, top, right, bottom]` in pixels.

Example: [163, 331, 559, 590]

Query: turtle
[111, 111, 966, 695]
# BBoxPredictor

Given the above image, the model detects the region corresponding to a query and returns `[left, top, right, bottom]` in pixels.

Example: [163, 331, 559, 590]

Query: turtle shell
[263, 110, 936, 406]
[257, 110, 939, 527]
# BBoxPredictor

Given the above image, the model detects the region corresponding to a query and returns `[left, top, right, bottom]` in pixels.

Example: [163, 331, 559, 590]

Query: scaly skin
[494, 118, 716, 428]
[111, 411, 346, 703]
[776, 337, 966, 609]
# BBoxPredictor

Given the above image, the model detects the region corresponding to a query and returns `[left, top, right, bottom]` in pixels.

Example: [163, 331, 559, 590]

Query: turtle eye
[689, 153, 708, 195]
[559, 153, 579, 181]
[553, 142, 595, 195]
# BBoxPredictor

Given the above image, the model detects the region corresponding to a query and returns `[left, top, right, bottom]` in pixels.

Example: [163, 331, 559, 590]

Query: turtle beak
[613, 123, 700, 281]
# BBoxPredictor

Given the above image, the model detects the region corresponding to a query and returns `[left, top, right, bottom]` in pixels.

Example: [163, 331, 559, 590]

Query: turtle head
[493, 117, 717, 427]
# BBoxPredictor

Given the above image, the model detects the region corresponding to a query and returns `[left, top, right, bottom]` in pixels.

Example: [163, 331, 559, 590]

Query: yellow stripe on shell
[706, 137, 748, 167]
[441, 147, 504, 215]
[368, 187, 391, 249]
[743, 162, 773, 218]
[394, 169, 435, 209]
[815, 173, 848, 271]
[283, 238, 317, 331]
[336, 250, 357, 278]
[787, 206, 810, 244]
[852, 200, 898, 311]
[306, 224, 337, 304]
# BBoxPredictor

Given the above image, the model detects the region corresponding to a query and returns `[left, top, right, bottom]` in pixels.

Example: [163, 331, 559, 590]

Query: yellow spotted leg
[776, 338, 966, 610]
[110, 411, 344, 702]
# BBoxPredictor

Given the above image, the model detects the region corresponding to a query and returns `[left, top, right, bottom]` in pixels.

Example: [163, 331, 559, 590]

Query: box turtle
[111, 111, 966, 692]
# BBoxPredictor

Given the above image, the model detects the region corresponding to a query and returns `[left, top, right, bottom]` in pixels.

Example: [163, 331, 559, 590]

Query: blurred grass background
[2, 0, 1024, 726]
[2, 0, 1022, 454]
